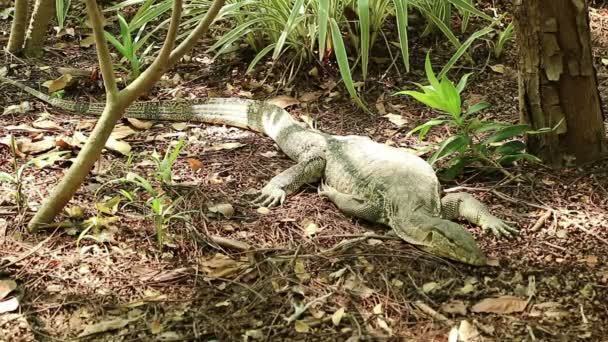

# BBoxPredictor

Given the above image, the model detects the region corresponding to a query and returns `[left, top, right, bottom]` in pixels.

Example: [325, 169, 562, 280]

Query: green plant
[494, 21, 514, 58]
[105, 13, 143, 77]
[103, 0, 172, 78]
[151, 137, 186, 184]
[396, 53, 540, 180]
[56, 0, 71, 30]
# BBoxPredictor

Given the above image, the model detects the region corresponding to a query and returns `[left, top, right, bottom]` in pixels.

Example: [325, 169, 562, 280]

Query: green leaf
[247, 43, 276, 74]
[498, 153, 541, 165]
[495, 140, 526, 155]
[409, 119, 448, 140]
[483, 124, 530, 144]
[438, 26, 494, 78]
[471, 121, 507, 133]
[330, 18, 367, 110]
[398, 90, 444, 112]
[438, 156, 471, 181]
[392, 0, 409, 72]
[424, 52, 441, 91]
[456, 73, 472, 94]
[466, 101, 490, 115]
[317, 0, 330, 61]
[358, 0, 370, 80]
[104, 31, 129, 58]
[446, 0, 494, 21]
[429, 134, 468, 165]
[117, 14, 132, 53]
[273, 0, 305, 60]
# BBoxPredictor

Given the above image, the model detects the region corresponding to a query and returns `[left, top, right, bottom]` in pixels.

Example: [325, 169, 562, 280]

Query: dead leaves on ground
[0, 279, 18, 314]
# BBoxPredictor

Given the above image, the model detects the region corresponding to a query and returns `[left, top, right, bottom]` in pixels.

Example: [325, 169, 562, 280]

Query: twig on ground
[0, 228, 58, 269]
[414, 301, 452, 324]
[209, 235, 251, 251]
[531, 210, 553, 232]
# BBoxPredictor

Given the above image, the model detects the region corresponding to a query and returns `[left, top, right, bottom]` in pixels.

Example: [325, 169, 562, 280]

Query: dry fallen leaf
[383, 113, 407, 127]
[294, 320, 310, 333]
[205, 142, 245, 152]
[489, 64, 505, 74]
[32, 119, 62, 131]
[110, 125, 137, 140]
[458, 320, 481, 342]
[0, 279, 17, 300]
[43, 74, 73, 93]
[0, 297, 19, 314]
[268, 95, 300, 108]
[80, 35, 96, 47]
[20, 136, 57, 154]
[299, 91, 322, 102]
[440, 300, 467, 316]
[105, 137, 132, 156]
[127, 118, 154, 130]
[301, 218, 320, 237]
[471, 296, 528, 314]
[208, 203, 235, 218]
[377, 317, 392, 335]
[332, 307, 345, 326]
[78, 318, 132, 337]
[187, 158, 204, 172]
[257, 207, 270, 215]
[294, 259, 310, 281]
[171, 122, 188, 131]
[200, 253, 244, 278]
[3, 101, 32, 115]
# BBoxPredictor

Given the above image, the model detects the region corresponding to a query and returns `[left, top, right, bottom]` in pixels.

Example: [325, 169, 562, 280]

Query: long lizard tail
[0, 75, 299, 139]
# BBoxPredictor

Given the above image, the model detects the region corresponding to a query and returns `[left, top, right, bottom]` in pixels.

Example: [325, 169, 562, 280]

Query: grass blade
[392, 0, 409, 72]
[330, 18, 367, 110]
[358, 0, 370, 80]
[318, 0, 330, 61]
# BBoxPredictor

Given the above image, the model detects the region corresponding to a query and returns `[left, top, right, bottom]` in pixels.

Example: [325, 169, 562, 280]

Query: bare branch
[122, 0, 183, 102]
[168, 0, 225, 67]
[84, 0, 118, 97]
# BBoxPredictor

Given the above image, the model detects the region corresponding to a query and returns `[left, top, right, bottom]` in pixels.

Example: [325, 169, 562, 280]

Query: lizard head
[391, 217, 487, 266]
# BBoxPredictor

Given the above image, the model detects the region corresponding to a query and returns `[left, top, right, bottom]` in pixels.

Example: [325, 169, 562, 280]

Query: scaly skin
[1, 75, 519, 265]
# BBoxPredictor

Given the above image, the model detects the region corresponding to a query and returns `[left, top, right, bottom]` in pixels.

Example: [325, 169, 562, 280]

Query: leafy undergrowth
[1, 16, 608, 342]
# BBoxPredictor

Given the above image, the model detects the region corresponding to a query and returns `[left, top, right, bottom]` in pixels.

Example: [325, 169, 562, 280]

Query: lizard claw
[252, 184, 286, 208]
[481, 216, 519, 239]
[317, 180, 334, 197]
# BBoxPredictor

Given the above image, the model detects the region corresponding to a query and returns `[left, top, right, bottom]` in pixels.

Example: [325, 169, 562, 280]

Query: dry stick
[0, 227, 59, 270]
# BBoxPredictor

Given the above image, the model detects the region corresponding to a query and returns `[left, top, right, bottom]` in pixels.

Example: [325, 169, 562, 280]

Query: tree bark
[514, 0, 606, 166]
[23, 0, 55, 57]
[6, 0, 29, 53]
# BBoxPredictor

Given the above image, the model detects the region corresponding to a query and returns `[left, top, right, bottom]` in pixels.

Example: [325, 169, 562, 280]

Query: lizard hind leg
[441, 192, 519, 238]
[318, 182, 383, 223]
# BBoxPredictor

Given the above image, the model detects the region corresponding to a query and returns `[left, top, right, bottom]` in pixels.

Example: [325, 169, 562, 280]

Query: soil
[1, 3, 608, 342]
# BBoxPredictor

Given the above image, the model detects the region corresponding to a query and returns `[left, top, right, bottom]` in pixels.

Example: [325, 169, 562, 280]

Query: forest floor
[1, 5, 608, 342]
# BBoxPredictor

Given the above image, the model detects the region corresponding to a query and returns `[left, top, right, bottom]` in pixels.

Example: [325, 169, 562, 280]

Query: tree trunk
[23, 0, 54, 57]
[7, 0, 29, 53]
[514, 0, 606, 166]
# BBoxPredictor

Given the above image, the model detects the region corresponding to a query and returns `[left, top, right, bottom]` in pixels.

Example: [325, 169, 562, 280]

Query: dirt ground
[1, 4, 608, 342]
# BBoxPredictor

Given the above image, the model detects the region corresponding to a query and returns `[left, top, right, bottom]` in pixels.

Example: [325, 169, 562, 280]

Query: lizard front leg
[253, 157, 326, 207]
[441, 192, 519, 238]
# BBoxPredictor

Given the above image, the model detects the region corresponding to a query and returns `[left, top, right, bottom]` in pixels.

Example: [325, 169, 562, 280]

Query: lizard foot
[481, 216, 519, 238]
[317, 180, 335, 197]
[252, 184, 286, 208]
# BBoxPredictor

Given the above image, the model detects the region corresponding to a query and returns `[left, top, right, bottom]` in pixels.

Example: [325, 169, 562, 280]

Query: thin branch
[168, 0, 225, 67]
[85, 0, 118, 97]
[122, 0, 183, 101]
